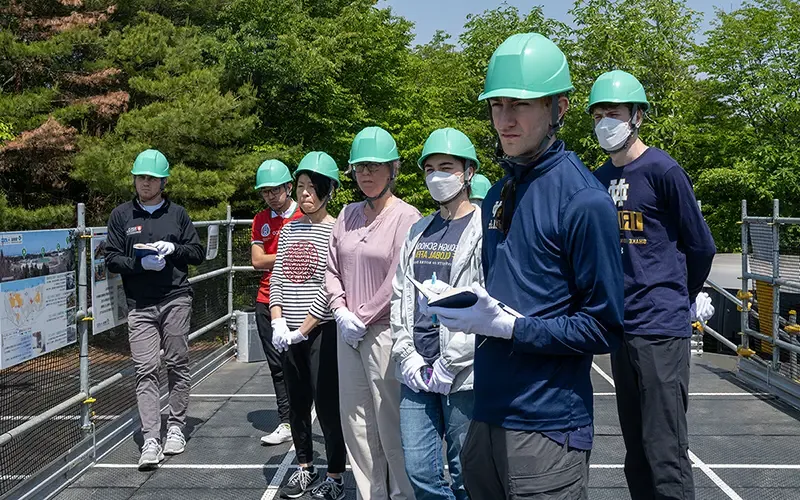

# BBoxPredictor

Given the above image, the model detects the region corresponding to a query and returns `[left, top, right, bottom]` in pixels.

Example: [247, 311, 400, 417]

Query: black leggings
[282, 321, 346, 473]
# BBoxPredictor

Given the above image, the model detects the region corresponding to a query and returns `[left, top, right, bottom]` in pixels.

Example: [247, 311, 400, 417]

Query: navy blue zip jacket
[105, 198, 204, 309]
[476, 140, 624, 433]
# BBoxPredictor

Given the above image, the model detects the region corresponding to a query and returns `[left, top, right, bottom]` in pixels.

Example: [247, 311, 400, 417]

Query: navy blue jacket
[594, 147, 716, 337]
[476, 140, 624, 433]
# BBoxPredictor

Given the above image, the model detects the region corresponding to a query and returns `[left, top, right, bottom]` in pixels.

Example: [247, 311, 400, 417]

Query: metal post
[741, 200, 750, 351]
[771, 199, 781, 371]
[227, 205, 234, 344]
[77, 204, 91, 431]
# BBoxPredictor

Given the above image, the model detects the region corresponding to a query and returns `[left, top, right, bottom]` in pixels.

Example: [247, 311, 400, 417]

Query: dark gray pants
[461, 420, 589, 499]
[255, 302, 290, 424]
[611, 334, 694, 500]
[128, 295, 192, 441]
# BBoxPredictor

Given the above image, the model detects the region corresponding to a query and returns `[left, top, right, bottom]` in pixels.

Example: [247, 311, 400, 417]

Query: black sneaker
[311, 477, 345, 500]
[280, 466, 319, 499]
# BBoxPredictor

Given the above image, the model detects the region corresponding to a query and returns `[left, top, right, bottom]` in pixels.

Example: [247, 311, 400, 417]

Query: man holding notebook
[105, 149, 205, 470]
[424, 33, 624, 498]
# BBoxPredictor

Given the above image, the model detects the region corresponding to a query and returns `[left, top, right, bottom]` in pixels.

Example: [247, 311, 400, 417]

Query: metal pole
[227, 205, 234, 345]
[741, 200, 750, 351]
[77, 204, 91, 432]
[771, 199, 781, 371]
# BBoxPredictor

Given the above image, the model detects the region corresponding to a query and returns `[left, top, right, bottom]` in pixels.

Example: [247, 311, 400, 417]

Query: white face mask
[426, 171, 465, 203]
[595, 117, 633, 152]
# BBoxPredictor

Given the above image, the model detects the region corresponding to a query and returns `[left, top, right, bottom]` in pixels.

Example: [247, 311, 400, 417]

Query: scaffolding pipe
[76, 204, 91, 431]
[741, 200, 751, 351]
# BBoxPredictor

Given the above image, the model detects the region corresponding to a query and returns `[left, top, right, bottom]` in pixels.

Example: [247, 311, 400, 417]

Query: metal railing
[0, 206, 262, 499]
[2, 199, 799, 497]
[735, 199, 800, 408]
[689, 200, 800, 410]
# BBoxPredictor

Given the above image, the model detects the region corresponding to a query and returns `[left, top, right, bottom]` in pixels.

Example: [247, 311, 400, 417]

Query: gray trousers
[611, 334, 694, 500]
[128, 295, 192, 441]
[461, 420, 589, 499]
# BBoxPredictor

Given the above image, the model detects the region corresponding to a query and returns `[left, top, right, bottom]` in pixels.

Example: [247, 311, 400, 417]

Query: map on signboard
[4, 278, 46, 329]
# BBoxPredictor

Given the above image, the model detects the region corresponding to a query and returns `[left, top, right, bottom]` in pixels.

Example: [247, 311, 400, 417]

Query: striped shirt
[270, 220, 335, 329]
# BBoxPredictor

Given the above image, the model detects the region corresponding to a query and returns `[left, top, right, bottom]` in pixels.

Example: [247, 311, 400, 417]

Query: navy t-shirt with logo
[593, 147, 716, 337]
[412, 212, 473, 364]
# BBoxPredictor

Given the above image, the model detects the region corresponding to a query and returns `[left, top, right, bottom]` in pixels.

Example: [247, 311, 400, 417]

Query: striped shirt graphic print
[269, 220, 335, 330]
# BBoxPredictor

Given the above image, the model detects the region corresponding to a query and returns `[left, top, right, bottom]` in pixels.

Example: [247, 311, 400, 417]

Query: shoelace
[167, 428, 184, 444]
[287, 468, 313, 490]
[142, 439, 160, 454]
[314, 479, 340, 495]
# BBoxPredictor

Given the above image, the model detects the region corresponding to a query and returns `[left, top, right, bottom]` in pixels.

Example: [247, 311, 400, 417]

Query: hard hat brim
[586, 99, 651, 113]
[479, 85, 574, 102]
[348, 155, 400, 165]
[131, 169, 169, 178]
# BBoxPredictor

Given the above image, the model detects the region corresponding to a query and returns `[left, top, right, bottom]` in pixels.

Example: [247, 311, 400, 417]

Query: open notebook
[133, 243, 160, 258]
[409, 277, 479, 309]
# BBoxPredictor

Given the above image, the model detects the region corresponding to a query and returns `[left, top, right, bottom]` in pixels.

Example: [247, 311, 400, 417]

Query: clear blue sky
[378, 0, 744, 46]
[0, 229, 72, 257]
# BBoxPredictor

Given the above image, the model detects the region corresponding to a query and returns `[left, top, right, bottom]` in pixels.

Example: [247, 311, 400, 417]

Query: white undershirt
[140, 199, 165, 214]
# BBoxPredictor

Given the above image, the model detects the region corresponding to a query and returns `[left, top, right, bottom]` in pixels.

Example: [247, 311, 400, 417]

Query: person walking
[105, 149, 205, 470]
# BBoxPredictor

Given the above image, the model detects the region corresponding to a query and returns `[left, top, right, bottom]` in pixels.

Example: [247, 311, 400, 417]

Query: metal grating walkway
[52, 353, 800, 500]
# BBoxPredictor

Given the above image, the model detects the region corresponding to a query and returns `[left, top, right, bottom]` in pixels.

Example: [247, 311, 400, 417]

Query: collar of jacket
[499, 140, 566, 183]
[132, 196, 171, 215]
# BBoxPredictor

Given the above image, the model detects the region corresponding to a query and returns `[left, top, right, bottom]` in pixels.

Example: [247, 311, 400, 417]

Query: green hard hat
[470, 174, 491, 200]
[131, 149, 169, 178]
[417, 128, 481, 171]
[479, 33, 574, 101]
[295, 151, 340, 187]
[254, 159, 292, 190]
[349, 126, 400, 164]
[587, 70, 650, 112]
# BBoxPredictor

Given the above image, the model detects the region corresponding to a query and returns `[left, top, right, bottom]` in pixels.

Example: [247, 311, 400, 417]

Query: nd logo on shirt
[607, 178, 647, 247]
[608, 178, 629, 207]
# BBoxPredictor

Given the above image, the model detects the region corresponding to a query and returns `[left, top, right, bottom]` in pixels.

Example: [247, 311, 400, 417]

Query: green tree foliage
[0, 0, 797, 252]
[694, 0, 800, 251]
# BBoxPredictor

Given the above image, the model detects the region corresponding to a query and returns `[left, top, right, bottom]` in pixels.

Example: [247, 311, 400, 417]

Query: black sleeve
[105, 209, 143, 275]
[171, 208, 205, 266]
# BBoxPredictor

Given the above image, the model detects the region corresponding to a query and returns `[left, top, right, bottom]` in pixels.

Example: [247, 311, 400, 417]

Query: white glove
[400, 351, 429, 393]
[271, 318, 290, 352]
[417, 279, 452, 312]
[426, 283, 517, 339]
[427, 357, 456, 395]
[141, 254, 166, 271]
[334, 308, 367, 345]
[690, 292, 715, 322]
[273, 329, 307, 352]
[151, 241, 176, 256]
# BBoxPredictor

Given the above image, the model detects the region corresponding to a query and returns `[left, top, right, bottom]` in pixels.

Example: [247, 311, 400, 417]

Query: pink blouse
[326, 199, 421, 326]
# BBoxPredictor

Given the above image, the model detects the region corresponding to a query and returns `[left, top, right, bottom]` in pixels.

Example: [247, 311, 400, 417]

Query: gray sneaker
[261, 423, 292, 445]
[138, 438, 164, 471]
[163, 426, 186, 455]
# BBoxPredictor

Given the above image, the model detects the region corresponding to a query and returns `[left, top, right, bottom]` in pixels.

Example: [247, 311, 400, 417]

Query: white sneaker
[261, 423, 292, 445]
[138, 438, 164, 471]
[163, 426, 186, 455]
